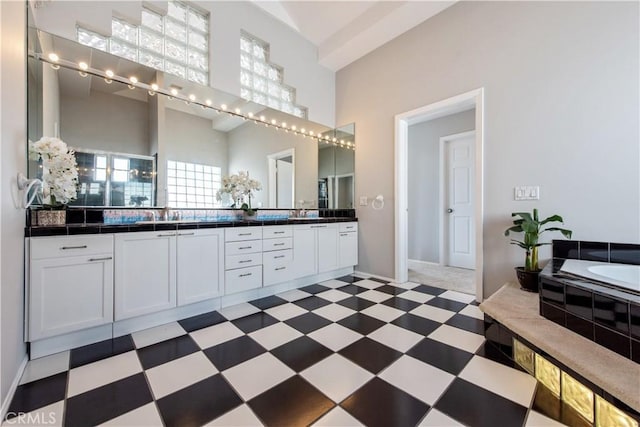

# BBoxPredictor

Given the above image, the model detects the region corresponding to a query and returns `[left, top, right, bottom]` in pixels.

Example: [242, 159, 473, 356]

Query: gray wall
[336, 1, 639, 296]
[1, 0, 27, 410]
[408, 109, 475, 263]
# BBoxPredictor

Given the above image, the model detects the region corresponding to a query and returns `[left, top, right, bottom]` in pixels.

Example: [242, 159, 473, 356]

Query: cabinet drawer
[339, 222, 358, 233]
[263, 252, 293, 287]
[263, 249, 293, 264]
[225, 265, 262, 294]
[263, 237, 292, 252]
[263, 226, 292, 239]
[226, 253, 262, 270]
[226, 240, 262, 256]
[31, 235, 113, 260]
[225, 227, 262, 242]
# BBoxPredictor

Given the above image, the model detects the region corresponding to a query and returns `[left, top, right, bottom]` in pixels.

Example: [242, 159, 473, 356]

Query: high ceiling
[251, 1, 457, 71]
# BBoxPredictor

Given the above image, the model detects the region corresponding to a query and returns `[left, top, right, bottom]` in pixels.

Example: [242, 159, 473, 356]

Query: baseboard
[1, 355, 28, 420]
[408, 259, 440, 267]
[354, 270, 396, 283]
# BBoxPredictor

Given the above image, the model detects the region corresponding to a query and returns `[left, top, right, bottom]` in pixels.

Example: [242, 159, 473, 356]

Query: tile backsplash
[552, 240, 640, 265]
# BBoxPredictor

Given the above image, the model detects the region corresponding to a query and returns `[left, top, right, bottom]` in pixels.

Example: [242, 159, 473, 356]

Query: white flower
[30, 137, 78, 206]
[216, 171, 261, 208]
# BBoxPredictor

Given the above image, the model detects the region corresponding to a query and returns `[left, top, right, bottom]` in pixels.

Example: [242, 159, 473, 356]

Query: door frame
[394, 88, 484, 302]
[439, 130, 476, 268]
[267, 148, 295, 208]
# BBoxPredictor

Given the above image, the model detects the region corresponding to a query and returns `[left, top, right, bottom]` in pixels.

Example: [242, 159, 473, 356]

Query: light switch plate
[359, 196, 368, 206]
[515, 186, 540, 200]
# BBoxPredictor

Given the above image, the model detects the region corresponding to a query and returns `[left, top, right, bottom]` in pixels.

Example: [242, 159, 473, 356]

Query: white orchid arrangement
[29, 137, 79, 207]
[216, 171, 262, 214]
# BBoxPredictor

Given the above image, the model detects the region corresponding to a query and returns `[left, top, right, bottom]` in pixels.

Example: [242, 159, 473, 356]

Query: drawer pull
[275, 267, 286, 271]
[88, 256, 113, 262]
[61, 245, 87, 250]
[274, 231, 285, 234]
[274, 255, 285, 259]
[178, 232, 195, 236]
[238, 233, 252, 236]
[239, 273, 252, 277]
[157, 233, 176, 237]
[239, 259, 252, 263]
[346, 226, 354, 229]
[340, 233, 348, 237]
[239, 246, 252, 250]
[274, 243, 285, 246]
[311, 225, 327, 228]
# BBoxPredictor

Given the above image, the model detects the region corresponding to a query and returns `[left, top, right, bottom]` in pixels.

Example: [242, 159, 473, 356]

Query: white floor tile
[459, 304, 484, 320]
[379, 355, 455, 405]
[525, 410, 566, 427]
[301, 354, 373, 403]
[319, 279, 351, 289]
[68, 351, 142, 397]
[313, 303, 356, 322]
[2, 400, 64, 427]
[190, 321, 245, 350]
[277, 289, 312, 302]
[418, 409, 463, 426]
[439, 290, 476, 304]
[459, 356, 537, 407]
[20, 351, 69, 385]
[98, 403, 163, 427]
[360, 304, 405, 322]
[353, 279, 384, 290]
[316, 289, 351, 302]
[308, 323, 363, 351]
[398, 290, 435, 304]
[367, 324, 423, 352]
[392, 281, 420, 290]
[223, 353, 295, 401]
[132, 322, 186, 349]
[357, 289, 392, 303]
[311, 406, 363, 427]
[218, 302, 261, 320]
[410, 305, 455, 323]
[248, 322, 303, 350]
[428, 325, 485, 353]
[264, 302, 308, 321]
[146, 351, 218, 399]
[206, 404, 264, 427]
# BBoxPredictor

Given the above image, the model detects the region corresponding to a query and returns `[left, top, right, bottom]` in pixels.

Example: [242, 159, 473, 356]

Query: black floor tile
[137, 335, 200, 370]
[339, 338, 402, 374]
[374, 284, 406, 295]
[204, 336, 266, 371]
[249, 295, 288, 310]
[425, 297, 467, 312]
[285, 312, 333, 334]
[271, 336, 334, 372]
[382, 296, 421, 312]
[407, 338, 473, 375]
[368, 277, 390, 284]
[337, 284, 368, 295]
[341, 377, 429, 427]
[412, 284, 447, 296]
[178, 311, 226, 333]
[435, 378, 528, 427]
[336, 275, 364, 283]
[474, 342, 516, 369]
[300, 284, 331, 294]
[446, 314, 485, 334]
[248, 375, 334, 427]
[294, 296, 332, 311]
[64, 373, 153, 427]
[157, 374, 243, 427]
[232, 312, 279, 333]
[338, 313, 385, 335]
[391, 313, 441, 336]
[336, 296, 376, 311]
[69, 335, 135, 368]
[6, 372, 67, 417]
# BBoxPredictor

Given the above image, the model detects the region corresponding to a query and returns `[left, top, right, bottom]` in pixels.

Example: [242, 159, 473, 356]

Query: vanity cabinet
[28, 235, 114, 340]
[338, 222, 358, 268]
[292, 223, 339, 278]
[263, 226, 293, 286]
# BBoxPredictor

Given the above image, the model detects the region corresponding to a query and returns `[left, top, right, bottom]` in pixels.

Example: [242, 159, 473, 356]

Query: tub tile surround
[541, 240, 640, 362]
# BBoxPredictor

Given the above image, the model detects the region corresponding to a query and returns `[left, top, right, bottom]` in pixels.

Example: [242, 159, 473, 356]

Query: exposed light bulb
[105, 70, 114, 78]
[260, 115, 266, 121]
[170, 88, 178, 96]
[220, 104, 227, 110]
[189, 94, 196, 101]
[291, 125, 297, 131]
[205, 99, 212, 106]
[235, 108, 241, 114]
[248, 112, 254, 118]
[271, 119, 277, 125]
[78, 61, 88, 76]
[149, 83, 159, 96]
[281, 122, 287, 128]
[309, 131, 315, 136]
[128, 76, 138, 89]
[151, 83, 159, 91]
[332, 138, 337, 142]
[301, 128, 306, 134]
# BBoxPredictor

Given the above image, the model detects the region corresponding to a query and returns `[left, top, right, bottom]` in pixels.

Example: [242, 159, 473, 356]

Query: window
[240, 32, 308, 119]
[77, 1, 209, 85]
[167, 160, 221, 208]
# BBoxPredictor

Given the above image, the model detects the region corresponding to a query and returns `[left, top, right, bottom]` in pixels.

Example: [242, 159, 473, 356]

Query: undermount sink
[135, 219, 202, 224]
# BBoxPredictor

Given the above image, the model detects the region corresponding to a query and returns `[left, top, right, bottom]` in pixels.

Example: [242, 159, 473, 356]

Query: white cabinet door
[293, 226, 316, 279]
[263, 249, 293, 286]
[317, 224, 338, 273]
[115, 232, 176, 320]
[338, 231, 358, 268]
[30, 255, 113, 340]
[177, 229, 224, 306]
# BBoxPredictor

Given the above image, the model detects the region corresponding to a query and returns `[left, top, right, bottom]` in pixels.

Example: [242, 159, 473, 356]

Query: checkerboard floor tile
[7, 275, 570, 427]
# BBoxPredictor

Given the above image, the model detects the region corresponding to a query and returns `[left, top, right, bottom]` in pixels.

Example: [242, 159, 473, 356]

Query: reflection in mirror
[27, 29, 353, 209]
[318, 124, 355, 208]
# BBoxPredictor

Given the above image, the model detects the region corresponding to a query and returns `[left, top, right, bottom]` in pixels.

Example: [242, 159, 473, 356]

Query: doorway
[396, 89, 484, 302]
[267, 149, 295, 208]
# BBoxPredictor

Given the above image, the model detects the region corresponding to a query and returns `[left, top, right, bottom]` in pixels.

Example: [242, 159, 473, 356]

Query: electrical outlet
[359, 196, 368, 206]
[514, 186, 540, 200]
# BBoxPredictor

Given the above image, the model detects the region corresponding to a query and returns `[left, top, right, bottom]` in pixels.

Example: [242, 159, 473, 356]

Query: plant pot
[243, 210, 257, 221]
[515, 267, 540, 292]
[35, 210, 66, 226]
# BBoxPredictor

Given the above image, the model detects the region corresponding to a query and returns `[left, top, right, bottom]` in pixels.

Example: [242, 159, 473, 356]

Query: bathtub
[560, 259, 640, 293]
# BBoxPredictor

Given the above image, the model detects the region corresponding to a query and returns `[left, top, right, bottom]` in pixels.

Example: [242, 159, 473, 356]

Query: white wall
[32, 1, 335, 126]
[408, 109, 475, 263]
[0, 0, 27, 411]
[336, 1, 639, 295]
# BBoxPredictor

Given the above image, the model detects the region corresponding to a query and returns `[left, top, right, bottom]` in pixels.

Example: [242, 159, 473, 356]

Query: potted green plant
[504, 208, 572, 292]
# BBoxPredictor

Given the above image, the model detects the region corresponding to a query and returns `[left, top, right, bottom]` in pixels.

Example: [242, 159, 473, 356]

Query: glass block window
[77, 1, 209, 85]
[167, 160, 221, 208]
[240, 32, 308, 119]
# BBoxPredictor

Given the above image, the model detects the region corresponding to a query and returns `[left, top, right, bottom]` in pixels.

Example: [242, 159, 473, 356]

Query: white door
[444, 132, 475, 269]
[276, 159, 293, 208]
[177, 229, 224, 306]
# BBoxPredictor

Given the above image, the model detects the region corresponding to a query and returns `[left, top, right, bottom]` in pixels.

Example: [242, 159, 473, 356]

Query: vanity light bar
[30, 51, 356, 150]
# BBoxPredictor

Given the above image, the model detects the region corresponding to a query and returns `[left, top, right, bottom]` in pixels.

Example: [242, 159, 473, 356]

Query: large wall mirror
[27, 28, 355, 210]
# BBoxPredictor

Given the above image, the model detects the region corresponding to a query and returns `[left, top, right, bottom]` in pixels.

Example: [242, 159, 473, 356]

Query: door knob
[447, 208, 454, 213]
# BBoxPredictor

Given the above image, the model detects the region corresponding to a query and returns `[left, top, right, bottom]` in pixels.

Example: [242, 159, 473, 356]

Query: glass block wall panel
[167, 160, 221, 208]
[240, 31, 308, 119]
[77, 28, 107, 51]
[562, 372, 594, 423]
